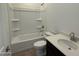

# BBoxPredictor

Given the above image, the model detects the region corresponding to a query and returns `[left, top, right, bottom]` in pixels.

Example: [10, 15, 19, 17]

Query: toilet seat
[34, 40, 46, 47]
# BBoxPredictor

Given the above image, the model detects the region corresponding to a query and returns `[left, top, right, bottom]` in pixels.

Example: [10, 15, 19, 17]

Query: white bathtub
[11, 32, 45, 53]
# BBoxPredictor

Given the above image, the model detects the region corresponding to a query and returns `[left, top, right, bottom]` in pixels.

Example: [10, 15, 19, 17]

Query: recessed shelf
[35, 18, 42, 22]
[11, 19, 20, 22]
[12, 28, 20, 32]
[36, 26, 42, 29]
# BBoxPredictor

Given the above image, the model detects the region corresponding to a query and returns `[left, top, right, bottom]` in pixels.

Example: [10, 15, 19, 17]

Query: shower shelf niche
[35, 18, 42, 22]
[11, 19, 20, 22]
[12, 28, 20, 32]
[36, 26, 42, 29]
[11, 19, 20, 32]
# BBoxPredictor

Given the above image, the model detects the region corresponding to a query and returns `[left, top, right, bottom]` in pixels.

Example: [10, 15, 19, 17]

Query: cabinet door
[46, 40, 65, 56]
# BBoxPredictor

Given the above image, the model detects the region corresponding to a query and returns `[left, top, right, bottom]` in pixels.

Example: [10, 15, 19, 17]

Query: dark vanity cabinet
[46, 40, 65, 56]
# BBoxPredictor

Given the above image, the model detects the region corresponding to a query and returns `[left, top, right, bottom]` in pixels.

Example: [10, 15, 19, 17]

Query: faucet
[69, 32, 76, 42]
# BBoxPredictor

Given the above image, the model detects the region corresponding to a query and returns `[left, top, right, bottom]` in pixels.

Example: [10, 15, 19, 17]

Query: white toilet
[34, 40, 47, 56]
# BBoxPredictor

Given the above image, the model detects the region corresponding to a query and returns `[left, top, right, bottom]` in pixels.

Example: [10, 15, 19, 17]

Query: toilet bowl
[34, 40, 47, 56]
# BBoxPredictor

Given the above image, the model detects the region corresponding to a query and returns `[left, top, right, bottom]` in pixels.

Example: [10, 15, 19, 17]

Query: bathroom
[1, 3, 79, 56]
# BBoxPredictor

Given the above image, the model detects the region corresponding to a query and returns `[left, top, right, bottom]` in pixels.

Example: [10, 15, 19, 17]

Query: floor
[13, 48, 36, 56]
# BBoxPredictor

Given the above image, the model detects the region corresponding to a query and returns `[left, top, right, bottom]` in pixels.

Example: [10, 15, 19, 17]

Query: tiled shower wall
[13, 10, 40, 37]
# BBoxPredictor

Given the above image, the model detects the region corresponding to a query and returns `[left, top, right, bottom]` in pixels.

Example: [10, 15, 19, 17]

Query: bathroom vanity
[45, 33, 79, 56]
[46, 40, 65, 56]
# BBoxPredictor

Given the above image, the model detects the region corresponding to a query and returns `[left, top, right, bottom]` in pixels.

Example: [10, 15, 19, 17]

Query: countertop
[45, 33, 79, 56]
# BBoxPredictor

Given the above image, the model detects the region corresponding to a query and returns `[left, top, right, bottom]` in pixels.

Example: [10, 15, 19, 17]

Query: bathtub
[11, 32, 45, 53]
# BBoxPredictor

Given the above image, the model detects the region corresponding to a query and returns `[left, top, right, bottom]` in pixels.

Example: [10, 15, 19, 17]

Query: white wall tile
[13, 10, 40, 36]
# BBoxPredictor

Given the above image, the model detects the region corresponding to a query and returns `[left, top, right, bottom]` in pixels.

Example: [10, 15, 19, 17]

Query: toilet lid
[34, 40, 46, 47]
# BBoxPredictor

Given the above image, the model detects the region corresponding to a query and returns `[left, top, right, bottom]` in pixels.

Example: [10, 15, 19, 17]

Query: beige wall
[46, 3, 79, 36]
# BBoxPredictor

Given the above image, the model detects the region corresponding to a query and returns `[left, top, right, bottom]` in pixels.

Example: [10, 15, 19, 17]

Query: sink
[57, 39, 78, 50]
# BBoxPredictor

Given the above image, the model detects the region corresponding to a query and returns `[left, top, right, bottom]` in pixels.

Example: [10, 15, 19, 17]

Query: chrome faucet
[69, 32, 76, 42]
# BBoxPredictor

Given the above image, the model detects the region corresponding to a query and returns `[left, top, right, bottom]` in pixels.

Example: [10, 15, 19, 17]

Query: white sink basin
[57, 39, 78, 50]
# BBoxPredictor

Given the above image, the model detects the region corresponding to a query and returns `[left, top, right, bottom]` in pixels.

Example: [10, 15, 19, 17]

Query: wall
[14, 10, 40, 36]
[7, 4, 14, 40]
[46, 3, 79, 36]
[12, 3, 79, 37]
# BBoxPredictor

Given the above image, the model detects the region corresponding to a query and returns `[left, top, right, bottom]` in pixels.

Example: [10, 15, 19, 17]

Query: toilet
[34, 40, 47, 56]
